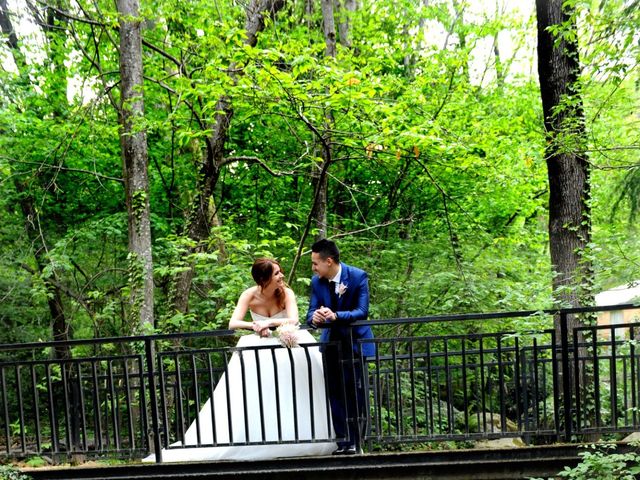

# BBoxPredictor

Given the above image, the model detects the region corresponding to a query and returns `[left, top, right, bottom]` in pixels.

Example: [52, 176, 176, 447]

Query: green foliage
[0, 465, 31, 480]
[23, 458, 46, 468]
[552, 443, 640, 480]
[0, 0, 638, 350]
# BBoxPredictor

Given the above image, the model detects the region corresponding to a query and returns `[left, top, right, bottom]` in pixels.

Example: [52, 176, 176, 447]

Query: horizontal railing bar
[0, 353, 144, 368]
[369, 431, 558, 443]
[165, 437, 335, 449]
[373, 349, 639, 363]
[348, 303, 640, 327]
[2, 303, 637, 353]
[363, 331, 555, 344]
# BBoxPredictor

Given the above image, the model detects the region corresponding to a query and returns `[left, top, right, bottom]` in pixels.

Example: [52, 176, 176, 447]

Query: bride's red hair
[251, 258, 286, 310]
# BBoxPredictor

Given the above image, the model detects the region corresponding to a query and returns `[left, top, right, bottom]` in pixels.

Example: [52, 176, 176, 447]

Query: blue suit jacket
[306, 263, 375, 357]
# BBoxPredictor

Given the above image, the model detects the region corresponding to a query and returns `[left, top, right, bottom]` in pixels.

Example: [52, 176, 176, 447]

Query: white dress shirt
[330, 265, 342, 293]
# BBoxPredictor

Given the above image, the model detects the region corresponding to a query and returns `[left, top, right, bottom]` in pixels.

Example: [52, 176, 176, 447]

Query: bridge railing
[0, 335, 152, 459]
[0, 303, 638, 462]
[359, 303, 640, 448]
[365, 330, 558, 444]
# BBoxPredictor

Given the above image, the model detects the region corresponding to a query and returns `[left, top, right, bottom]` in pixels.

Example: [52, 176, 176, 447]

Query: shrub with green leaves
[548, 443, 640, 480]
[0, 465, 31, 480]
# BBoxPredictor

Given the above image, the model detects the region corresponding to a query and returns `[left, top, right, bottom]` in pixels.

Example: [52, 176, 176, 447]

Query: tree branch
[2, 157, 124, 183]
[331, 217, 413, 239]
[219, 155, 293, 176]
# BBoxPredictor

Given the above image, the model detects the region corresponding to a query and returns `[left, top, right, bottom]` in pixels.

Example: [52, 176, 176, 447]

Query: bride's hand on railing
[252, 320, 271, 337]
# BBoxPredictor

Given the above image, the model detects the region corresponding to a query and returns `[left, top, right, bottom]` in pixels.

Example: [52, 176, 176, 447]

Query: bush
[553, 443, 640, 480]
[0, 465, 31, 480]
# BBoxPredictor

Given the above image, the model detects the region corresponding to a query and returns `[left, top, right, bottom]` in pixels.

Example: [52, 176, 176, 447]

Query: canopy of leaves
[0, 0, 639, 347]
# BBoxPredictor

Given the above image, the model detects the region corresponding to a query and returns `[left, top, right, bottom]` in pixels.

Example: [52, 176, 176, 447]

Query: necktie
[329, 281, 338, 310]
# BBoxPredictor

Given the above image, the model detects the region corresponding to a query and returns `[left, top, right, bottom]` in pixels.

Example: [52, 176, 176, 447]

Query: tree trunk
[118, 0, 154, 330]
[536, 0, 594, 438]
[492, 0, 503, 86]
[0, 0, 24, 67]
[288, 0, 341, 276]
[170, 0, 285, 314]
[452, 0, 469, 83]
[310, 157, 329, 241]
[306, 0, 336, 242]
[493, 39, 504, 87]
[536, 0, 593, 317]
[418, 0, 430, 48]
[16, 183, 72, 360]
[335, 0, 355, 48]
[321, 0, 337, 57]
[43, 1, 69, 117]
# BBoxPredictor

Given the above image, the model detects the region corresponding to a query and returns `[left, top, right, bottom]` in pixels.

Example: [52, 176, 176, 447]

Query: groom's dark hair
[311, 239, 340, 263]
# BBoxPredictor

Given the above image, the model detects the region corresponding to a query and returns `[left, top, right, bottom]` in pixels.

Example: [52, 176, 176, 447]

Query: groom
[306, 239, 375, 455]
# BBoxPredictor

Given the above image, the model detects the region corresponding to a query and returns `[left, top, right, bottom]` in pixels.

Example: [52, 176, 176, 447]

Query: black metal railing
[365, 330, 558, 444]
[0, 303, 638, 462]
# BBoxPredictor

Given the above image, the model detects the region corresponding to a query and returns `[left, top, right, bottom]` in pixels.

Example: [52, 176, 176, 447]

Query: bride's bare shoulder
[239, 286, 259, 301]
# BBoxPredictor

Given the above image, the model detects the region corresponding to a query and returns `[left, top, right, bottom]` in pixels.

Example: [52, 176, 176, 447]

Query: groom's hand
[311, 309, 325, 326]
[322, 307, 337, 322]
[312, 307, 336, 325]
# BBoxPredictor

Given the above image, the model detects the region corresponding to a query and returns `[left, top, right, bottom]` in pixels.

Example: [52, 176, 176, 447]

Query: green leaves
[556, 444, 640, 480]
[0, 0, 638, 348]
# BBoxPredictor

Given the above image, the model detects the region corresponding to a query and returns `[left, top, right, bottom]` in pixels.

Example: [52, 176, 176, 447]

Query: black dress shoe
[332, 446, 347, 455]
[333, 445, 358, 455]
[343, 445, 358, 455]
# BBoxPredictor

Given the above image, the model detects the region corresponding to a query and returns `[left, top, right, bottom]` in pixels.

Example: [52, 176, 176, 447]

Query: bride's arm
[228, 289, 254, 330]
[276, 288, 300, 327]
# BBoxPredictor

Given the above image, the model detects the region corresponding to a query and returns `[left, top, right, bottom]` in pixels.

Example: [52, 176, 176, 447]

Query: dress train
[144, 311, 335, 462]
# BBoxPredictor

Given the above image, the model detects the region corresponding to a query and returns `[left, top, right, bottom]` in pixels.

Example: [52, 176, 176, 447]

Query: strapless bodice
[250, 310, 287, 321]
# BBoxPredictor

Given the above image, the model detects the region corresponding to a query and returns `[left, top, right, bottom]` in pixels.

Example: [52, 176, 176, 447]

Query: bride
[146, 258, 336, 463]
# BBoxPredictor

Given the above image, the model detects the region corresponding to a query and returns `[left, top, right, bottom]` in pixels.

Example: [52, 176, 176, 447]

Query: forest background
[1, 0, 639, 350]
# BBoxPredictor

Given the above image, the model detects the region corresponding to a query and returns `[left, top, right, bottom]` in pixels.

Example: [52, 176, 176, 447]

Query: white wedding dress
[144, 311, 336, 463]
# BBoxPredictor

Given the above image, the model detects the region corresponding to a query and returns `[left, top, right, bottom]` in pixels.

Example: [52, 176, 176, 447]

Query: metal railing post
[144, 338, 162, 463]
[348, 327, 360, 450]
[560, 311, 572, 442]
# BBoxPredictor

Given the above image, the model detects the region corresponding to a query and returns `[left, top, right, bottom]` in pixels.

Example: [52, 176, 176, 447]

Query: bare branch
[2, 156, 124, 183]
[219, 155, 294, 176]
[32, 0, 104, 26]
[331, 217, 413, 240]
[413, 155, 466, 280]
[21, 262, 94, 314]
[36, 0, 187, 74]
[295, 217, 414, 258]
[142, 75, 206, 131]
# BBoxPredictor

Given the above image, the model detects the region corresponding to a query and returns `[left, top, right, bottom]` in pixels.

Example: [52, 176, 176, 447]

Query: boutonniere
[337, 282, 348, 298]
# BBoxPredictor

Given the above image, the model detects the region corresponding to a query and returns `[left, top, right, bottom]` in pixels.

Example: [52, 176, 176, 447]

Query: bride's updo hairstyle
[251, 258, 286, 309]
